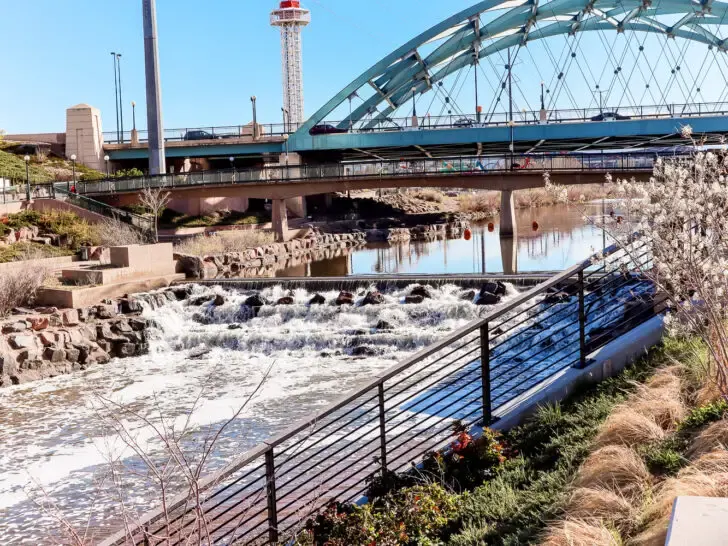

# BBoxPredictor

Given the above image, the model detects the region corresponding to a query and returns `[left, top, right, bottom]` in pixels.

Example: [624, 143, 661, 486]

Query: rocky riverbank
[175, 230, 367, 279]
[0, 287, 188, 388]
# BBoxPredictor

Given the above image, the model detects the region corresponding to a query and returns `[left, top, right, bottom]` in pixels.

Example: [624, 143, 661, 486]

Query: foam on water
[0, 282, 511, 543]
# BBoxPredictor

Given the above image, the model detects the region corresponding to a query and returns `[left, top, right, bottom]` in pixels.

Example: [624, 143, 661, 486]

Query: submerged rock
[409, 285, 433, 299]
[375, 320, 394, 331]
[336, 291, 355, 306]
[244, 294, 267, 309]
[309, 294, 326, 305]
[352, 346, 377, 357]
[481, 281, 507, 297]
[276, 296, 295, 306]
[475, 292, 501, 306]
[212, 295, 226, 307]
[361, 291, 385, 306]
[459, 290, 476, 302]
[404, 295, 425, 305]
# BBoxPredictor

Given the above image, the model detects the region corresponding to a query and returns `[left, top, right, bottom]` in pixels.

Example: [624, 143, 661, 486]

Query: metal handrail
[101, 233, 662, 546]
[101, 100, 728, 143]
[53, 185, 154, 232]
[79, 151, 663, 196]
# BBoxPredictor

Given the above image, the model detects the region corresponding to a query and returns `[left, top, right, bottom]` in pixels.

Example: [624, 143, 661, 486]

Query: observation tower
[271, 1, 310, 127]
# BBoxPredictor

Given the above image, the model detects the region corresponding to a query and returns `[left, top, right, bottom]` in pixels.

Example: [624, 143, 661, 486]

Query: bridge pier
[272, 199, 291, 242]
[499, 190, 516, 238]
[500, 235, 518, 275]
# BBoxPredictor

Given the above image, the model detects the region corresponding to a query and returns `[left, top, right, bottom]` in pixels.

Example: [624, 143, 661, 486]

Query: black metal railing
[101, 235, 664, 546]
[101, 100, 728, 143]
[78, 151, 662, 196]
[53, 185, 154, 232]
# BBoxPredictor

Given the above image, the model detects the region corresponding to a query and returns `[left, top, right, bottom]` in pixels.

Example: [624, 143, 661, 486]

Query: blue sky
[1, 1, 723, 135]
[0, 0, 479, 134]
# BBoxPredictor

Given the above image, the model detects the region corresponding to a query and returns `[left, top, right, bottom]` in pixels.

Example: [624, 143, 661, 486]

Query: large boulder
[276, 296, 295, 306]
[404, 295, 425, 305]
[481, 281, 507, 297]
[244, 294, 267, 309]
[475, 292, 501, 306]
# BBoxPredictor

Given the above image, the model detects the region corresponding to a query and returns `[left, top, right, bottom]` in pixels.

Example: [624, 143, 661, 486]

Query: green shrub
[5, 210, 43, 229]
[678, 400, 728, 431]
[297, 483, 462, 546]
[0, 242, 73, 263]
[114, 168, 144, 178]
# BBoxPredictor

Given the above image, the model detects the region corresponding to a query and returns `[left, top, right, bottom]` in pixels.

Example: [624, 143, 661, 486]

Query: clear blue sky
[1, 1, 722, 135]
[0, 0, 479, 134]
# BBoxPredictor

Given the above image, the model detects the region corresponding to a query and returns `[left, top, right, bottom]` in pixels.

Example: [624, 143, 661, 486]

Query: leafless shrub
[175, 230, 275, 257]
[94, 216, 149, 247]
[412, 188, 445, 203]
[0, 259, 52, 316]
[457, 192, 499, 214]
[139, 186, 171, 242]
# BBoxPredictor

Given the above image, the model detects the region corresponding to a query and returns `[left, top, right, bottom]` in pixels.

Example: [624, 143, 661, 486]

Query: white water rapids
[0, 283, 520, 544]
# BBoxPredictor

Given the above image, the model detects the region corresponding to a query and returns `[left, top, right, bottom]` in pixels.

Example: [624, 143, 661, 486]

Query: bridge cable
[618, 21, 659, 111]
[659, 35, 692, 108]
[597, 27, 639, 111]
[538, 32, 580, 112]
[631, 0, 664, 107]
[546, 35, 583, 113]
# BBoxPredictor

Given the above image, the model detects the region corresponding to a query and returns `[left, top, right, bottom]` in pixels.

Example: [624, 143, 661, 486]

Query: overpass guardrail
[102, 234, 664, 545]
[103, 100, 728, 144]
[78, 152, 661, 196]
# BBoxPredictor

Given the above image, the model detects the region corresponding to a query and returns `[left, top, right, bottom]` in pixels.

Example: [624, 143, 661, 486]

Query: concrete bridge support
[500, 236, 518, 275]
[499, 190, 516, 238]
[272, 199, 290, 242]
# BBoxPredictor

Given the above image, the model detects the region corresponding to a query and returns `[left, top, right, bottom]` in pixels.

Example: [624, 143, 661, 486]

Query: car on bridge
[590, 112, 632, 122]
[182, 130, 224, 141]
[453, 118, 476, 128]
[309, 124, 348, 136]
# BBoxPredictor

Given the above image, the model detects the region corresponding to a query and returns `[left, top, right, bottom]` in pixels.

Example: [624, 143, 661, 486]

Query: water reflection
[277, 204, 609, 277]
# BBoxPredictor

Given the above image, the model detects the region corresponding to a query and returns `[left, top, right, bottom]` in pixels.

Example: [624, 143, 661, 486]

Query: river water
[277, 203, 610, 278]
[0, 203, 610, 543]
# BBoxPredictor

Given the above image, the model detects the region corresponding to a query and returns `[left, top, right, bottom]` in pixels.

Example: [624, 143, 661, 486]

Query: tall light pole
[111, 52, 120, 143]
[104, 154, 110, 178]
[474, 44, 480, 123]
[251, 96, 258, 140]
[116, 53, 124, 141]
[24, 155, 30, 201]
[282, 107, 290, 164]
[143, 0, 166, 174]
[131, 101, 137, 131]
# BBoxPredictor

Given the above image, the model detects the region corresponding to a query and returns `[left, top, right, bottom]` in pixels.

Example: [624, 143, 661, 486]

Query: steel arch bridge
[285, 0, 728, 159]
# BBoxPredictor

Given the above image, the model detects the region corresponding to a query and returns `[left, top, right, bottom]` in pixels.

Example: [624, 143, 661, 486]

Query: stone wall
[175, 230, 367, 279]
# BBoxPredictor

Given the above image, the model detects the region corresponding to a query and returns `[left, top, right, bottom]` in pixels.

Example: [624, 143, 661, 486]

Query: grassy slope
[445, 341, 685, 546]
[0, 150, 53, 182]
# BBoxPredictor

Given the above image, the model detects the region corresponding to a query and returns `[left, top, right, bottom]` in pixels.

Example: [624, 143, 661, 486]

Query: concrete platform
[666, 496, 728, 546]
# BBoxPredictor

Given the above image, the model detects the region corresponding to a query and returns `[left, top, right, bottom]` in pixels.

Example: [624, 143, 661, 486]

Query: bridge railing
[77, 152, 660, 196]
[101, 235, 664, 546]
[103, 122, 303, 145]
[103, 101, 728, 143]
[53, 186, 154, 232]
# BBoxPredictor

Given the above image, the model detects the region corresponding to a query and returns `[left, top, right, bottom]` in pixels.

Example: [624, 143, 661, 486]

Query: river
[278, 203, 610, 278]
[0, 203, 609, 543]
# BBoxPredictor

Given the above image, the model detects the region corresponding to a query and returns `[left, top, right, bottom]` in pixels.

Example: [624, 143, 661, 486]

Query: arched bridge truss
[295, 0, 728, 140]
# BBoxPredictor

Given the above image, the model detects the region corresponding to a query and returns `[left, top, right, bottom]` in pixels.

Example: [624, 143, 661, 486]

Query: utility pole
[111, 52, 120, 143]
[474, 43, 480, 124]
[143, 0, 166, 174]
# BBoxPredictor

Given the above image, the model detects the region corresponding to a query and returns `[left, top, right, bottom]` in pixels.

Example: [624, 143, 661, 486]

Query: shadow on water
[277, 203, 610, 278]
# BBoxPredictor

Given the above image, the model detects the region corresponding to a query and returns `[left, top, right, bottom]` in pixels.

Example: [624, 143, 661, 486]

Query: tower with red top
[271, 1, 310, 127]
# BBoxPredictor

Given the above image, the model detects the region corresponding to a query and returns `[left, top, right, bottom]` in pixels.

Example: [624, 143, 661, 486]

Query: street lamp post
[23, 155, 30, 201]
[251, 96, 258, 140]
[104, 154, 110, 179]
[229, 156, 235, 182]
[70, 154, 76, 192]
[411, 87, 418, 128]
[116, 53, 124, 142]
[282, 107, 290, 165]
[131, 101, 137, 131]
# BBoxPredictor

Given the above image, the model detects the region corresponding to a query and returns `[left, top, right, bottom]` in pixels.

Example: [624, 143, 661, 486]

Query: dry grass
[562, 487, 635, 533]
[541, 518, 622, 546]
[629, 375, 687, 430]
[93, 216, 149, 246]
[574, 446, 651, 500]
[687, 419, 728, 458]
[412, 189, 445, 203]
[0, 259, 52, 316]
[457, 192, 499, 214]
[594, 409, 667, 448]
[690, 448, 728, 472]
[174, 230, 275, 257]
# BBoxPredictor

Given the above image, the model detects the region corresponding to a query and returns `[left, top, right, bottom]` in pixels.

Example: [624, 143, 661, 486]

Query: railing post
[480, 322, 492, 425]
[264, 447, 279, 544]
[577, 270, 587, 369]
[377, 383, 388, 475]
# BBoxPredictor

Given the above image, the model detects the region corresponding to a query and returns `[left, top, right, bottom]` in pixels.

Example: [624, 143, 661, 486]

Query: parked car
[590, 112, 632, 122]
[309, 124, 348, 135]
[183, 130, 223, 141]
[453, 118, 476, 128]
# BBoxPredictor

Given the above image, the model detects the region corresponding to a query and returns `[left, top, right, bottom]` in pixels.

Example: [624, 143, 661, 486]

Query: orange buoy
[487, 222, 495, 232]
[532, 221, 540, 232]
[463, 228, 472, 241]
